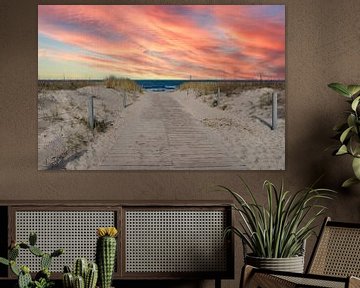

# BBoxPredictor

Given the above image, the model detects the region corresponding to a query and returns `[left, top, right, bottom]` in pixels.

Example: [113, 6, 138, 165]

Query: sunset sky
[38, 5, 285, 80]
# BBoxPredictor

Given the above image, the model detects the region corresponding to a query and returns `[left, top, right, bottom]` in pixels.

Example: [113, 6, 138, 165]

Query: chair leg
[240, 265, 255, 288]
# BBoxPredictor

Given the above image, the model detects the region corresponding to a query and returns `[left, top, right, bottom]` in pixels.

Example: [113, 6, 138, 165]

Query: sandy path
[95, 92, 246, 170]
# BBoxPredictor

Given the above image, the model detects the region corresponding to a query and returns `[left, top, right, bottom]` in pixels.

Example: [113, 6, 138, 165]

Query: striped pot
[245, 254, 305, 273]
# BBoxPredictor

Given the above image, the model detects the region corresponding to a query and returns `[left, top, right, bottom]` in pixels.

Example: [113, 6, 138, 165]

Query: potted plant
[328, 83, 360, 187]
[0, 232, 63, 288]
[221, 179, 334, 273]
[62, 258, 98, 288]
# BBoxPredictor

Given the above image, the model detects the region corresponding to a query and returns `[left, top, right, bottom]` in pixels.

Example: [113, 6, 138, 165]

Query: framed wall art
[38, 5, 285, 170]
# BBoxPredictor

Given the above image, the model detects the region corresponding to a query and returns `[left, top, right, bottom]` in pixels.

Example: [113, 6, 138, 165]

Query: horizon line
[38, 78, 286, 81]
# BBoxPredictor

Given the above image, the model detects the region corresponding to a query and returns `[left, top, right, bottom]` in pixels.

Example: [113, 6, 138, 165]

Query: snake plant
[328, 83, 360, 187]
[221, 179, 335, 258]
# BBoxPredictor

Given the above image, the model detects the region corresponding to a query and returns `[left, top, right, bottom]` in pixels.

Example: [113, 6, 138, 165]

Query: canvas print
[38, 5, 285, 170]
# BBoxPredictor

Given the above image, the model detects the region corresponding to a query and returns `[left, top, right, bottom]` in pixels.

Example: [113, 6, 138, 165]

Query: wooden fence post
[88, 96, 94, 129]
[272, 92, 278, 130]
[123, 91, 127, 108]
[213, 87, 220, 107]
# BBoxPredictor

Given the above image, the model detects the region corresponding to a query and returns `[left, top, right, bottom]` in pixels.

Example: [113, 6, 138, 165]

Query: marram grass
[104, 76, 142, 93]
[180, 81, 285, 96]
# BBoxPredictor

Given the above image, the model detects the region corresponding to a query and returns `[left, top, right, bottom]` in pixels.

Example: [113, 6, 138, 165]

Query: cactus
[63, 272, 74, 288]
[85, 263, 98, 288]
[74, 258, 88, 279]
[18, 267, 32, 288]
[96, 227, 118, 288]
[74, 275, 85, 288]
[10, 260, 20, 276]
[29, 232, 37, 246]
[29, 245, 44, 257]
[63, 260, 98, 288]
[41, 253, 52, 270]
[51, 248, 64, 258]
[0, 232, 63, 288]
[9, 246, 19, 260]
[34, 268, 51, 284]
[19, 243, 30, 249]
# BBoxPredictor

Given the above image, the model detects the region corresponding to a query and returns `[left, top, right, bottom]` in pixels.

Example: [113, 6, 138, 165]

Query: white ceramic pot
[245, 254, 305, 273]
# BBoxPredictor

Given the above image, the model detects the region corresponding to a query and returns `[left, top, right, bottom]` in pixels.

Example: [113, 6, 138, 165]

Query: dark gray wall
[1, 1, 360, 287]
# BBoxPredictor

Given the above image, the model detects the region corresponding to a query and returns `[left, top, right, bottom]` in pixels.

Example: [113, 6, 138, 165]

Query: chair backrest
[307, 217, 360, 277]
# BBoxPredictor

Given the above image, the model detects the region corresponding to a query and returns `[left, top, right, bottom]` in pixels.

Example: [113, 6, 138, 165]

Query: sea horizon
[38, 78, 285, 92]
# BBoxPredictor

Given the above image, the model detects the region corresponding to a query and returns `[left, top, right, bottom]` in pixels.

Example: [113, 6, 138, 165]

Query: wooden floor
[97, 92, 246, 170]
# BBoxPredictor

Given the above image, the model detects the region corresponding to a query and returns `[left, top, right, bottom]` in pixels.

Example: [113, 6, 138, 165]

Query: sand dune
[38, 86, 138, 169]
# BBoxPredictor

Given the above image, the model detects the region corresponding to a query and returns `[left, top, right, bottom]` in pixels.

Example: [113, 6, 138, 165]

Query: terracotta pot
[245, 254, 305, 273]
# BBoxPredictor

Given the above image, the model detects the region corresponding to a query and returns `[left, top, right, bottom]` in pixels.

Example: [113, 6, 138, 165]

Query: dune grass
[104, 76, 143, 93]
[180, 81, 285, 96]
[38, 77, 143, 93]
[38, 80, 102, 92]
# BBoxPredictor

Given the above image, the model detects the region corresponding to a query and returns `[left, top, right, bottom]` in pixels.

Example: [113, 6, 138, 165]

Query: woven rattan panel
[125, 210, 227, 273]
[15, 211, 115, 272]
[277, 275, 345, 288]
[310, 226, 360, 277]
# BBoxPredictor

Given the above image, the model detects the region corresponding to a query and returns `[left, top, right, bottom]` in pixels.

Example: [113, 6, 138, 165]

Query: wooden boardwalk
[98, 92, 246, 170]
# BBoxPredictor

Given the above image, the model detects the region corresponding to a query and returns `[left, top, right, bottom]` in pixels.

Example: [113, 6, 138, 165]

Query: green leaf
[328, 83, 351, 97]
[0, 257, 9, 266]
[10, 261, 20, 276]
[352, 157, 360, 179]
[347, 85, 360, 97]
[340, 126, 353, 143]
[350, 136, 360, 156]
[347, 114, 356, 128]
[352, 96, 360, 111]
[342, 177, 360, 188]
[222, 179, 335, 258]
[336, 145, 348, 155]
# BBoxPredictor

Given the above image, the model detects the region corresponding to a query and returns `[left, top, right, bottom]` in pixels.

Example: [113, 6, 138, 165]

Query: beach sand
[38, 86, 285, 170]
[38, 86, 138, 169]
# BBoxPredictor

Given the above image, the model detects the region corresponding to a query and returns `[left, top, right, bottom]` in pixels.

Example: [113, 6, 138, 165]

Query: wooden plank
[98, 92, 246, 169]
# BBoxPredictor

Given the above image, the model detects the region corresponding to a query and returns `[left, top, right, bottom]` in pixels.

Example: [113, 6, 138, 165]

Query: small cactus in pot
[0, 232, 63, 288]
[96, 227, 118, 288]
[62, 260, 98, 288]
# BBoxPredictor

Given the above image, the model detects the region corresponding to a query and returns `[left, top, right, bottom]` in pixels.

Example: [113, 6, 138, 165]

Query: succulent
[85, 262, 98, 288]
[74, 275, 85, 288]
[33, 278, 54, 288]
[0, 232, 63, 288]
[63, 260, 98, 288]
[41, 254, 52, 270]
[62, 266, 74, 288]
[19, 269, 32, 288]
[96, 227, 118, 288]
[74, 258, 88, 280]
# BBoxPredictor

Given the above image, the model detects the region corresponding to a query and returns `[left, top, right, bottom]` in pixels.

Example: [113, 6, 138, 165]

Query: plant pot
[245, 254, 304, 273]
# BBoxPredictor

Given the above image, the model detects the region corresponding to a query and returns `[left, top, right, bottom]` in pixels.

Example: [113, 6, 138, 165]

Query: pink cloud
[38, 5, 285, 79]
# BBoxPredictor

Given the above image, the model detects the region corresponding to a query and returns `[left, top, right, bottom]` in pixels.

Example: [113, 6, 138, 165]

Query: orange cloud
[38, 5, 285, 80]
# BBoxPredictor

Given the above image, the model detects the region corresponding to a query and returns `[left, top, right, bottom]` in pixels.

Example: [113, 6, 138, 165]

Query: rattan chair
[241, 217, 360, 288]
